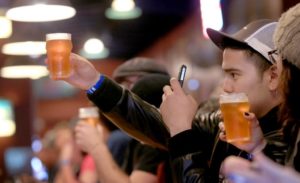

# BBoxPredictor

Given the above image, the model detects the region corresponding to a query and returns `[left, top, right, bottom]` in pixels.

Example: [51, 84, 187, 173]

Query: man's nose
[222, 79, 233, 93]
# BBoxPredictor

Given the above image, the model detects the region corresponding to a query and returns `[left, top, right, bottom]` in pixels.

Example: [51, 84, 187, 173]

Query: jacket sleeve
[168, 130, 211, 183]
[87, 76, 170, 150]
[87, 77, 231, 182]
[167, 110, 222, 183]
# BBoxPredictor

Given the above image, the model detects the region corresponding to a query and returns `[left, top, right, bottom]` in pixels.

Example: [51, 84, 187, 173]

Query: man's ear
[268, 64, 280, 91]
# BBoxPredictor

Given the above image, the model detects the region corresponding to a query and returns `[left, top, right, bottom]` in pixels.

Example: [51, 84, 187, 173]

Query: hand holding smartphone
[178, 64, 187, 87]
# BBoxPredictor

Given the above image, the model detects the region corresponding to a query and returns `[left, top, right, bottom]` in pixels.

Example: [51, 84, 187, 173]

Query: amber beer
[79, 107, 99, 127]
[46, 33, 72, 80]
[220, 93, 250, 143]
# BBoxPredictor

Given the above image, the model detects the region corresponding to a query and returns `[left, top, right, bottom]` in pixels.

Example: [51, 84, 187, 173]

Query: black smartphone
[178, 64, 187, 87]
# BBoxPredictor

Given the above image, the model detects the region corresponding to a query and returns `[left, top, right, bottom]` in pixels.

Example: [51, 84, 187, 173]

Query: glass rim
[219, 92, 249, 103]
[46, 33, 71, 41]
[78, 106, 99, 118]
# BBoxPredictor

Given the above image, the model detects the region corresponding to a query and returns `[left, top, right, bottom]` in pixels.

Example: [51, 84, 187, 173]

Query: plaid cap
[207, 19, 277, 64]
[274, 3, 300, 69]
[112, 57, 168, 83]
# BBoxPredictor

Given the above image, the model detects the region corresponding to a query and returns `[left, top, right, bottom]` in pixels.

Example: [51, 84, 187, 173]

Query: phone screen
[178, 64, 187, 87]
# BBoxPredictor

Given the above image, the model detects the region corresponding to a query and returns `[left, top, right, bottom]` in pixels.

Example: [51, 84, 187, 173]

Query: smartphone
[178, 64, 187, 87]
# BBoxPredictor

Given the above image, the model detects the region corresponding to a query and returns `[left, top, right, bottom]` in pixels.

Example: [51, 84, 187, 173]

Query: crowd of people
[36, 2, 300, 183]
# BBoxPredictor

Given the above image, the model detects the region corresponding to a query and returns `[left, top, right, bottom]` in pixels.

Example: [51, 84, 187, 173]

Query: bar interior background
[0, 0, 298, 181]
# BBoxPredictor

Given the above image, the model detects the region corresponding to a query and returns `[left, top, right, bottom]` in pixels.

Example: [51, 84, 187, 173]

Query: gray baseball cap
[207, 19, 277, 64]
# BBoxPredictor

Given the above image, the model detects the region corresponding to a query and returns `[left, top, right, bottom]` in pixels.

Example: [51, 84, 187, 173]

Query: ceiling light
[80, 38, 109, 59]
[84, 38, 104, 54]
[2, 41, 46, 56]
[112, 0, 135, 12]
[6, 1, 76, 22]
[0, 16, 12, 39]
[0, 56, 49, 80]
[0, 99, 16, 137]
[1, 65, 49, 79]
[105, 0, 141, 20]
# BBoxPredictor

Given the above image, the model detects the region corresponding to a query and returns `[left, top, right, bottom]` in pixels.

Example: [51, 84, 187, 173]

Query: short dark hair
[225, 44, 272, 76]
[245, 49, 272, 76]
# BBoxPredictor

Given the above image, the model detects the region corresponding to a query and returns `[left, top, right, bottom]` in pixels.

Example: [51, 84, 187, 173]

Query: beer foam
[219, 93, 249, 103]
[79, 107, 99, 118]
[46, 33, 71, 41]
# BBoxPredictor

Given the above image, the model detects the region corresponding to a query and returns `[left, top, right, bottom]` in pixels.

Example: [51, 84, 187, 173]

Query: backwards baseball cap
[207, 19, 277, 64]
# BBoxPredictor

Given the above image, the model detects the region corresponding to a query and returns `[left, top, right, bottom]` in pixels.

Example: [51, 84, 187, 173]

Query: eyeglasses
[268, 49, 279, 64]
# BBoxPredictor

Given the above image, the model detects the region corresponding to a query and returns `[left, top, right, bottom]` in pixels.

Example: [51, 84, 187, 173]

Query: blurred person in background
[38, 121, 82, 183]
[75, 73, 172, 183]
[107, 57, 169, 166]
[78, 58, 172, 183]
[79, 112, 118, 183]
[112, 57, 168, 89]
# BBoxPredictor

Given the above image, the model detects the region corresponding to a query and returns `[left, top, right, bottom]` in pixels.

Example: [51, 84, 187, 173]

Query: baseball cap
[112, 57, 169, 83]
[207, 19, 277, 64]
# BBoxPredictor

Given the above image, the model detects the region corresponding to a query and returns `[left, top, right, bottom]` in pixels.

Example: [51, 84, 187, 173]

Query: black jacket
[168, 107, 287, 182]
[88, 76, 287, 183]
[284, 122, 300, 172]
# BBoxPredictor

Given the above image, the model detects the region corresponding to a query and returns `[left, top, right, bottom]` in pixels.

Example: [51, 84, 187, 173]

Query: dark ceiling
[0, 0, 199, 60]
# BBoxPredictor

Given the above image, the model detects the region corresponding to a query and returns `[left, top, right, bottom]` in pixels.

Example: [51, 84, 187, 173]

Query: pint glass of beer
[219, 93, 250, 143]
[79, 107, 99, 127]
[46, 33, 72, 80]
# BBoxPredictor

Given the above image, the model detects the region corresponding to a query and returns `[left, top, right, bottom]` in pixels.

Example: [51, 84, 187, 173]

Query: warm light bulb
[0, 16, 12, 38]
[84, 38, 104, 54]
[0, 101, 16, 137]
[112, 0, 135, 12]
[2, 41, 46, 56]
[1, 65, 49, 79]
[0, 119, 16, 137]
[6, 4, 76, 22]
[105, 0, 141, 20]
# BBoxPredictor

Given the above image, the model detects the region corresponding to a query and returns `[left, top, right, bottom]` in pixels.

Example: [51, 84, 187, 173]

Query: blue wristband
[58, 159, 71, 167]
[87, 75, 105, 94]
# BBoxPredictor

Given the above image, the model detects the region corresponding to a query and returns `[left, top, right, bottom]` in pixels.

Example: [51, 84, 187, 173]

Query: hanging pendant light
[2, 26, 46, 56]
[6, 0, 76, 22]
[0, 9, 12, 39]
[0, 99, 16, 137]
[79, 38, 109, 60]
[105, 0, 141, 20]
[2, 41, 46, 56]
[0, 56, 49, 80]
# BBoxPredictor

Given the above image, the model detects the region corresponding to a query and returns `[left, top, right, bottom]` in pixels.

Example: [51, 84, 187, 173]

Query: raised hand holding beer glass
[46, 33, 73, 80]
[220, 93, 250, 143]
[45, 35, 101, 90]
[76, 107, 104, 153]
[79, 107, 99, 127]
[219, 93, 266, 153]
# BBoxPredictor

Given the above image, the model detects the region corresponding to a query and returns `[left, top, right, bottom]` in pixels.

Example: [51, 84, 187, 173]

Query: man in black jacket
[48, 19, 286, 183]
